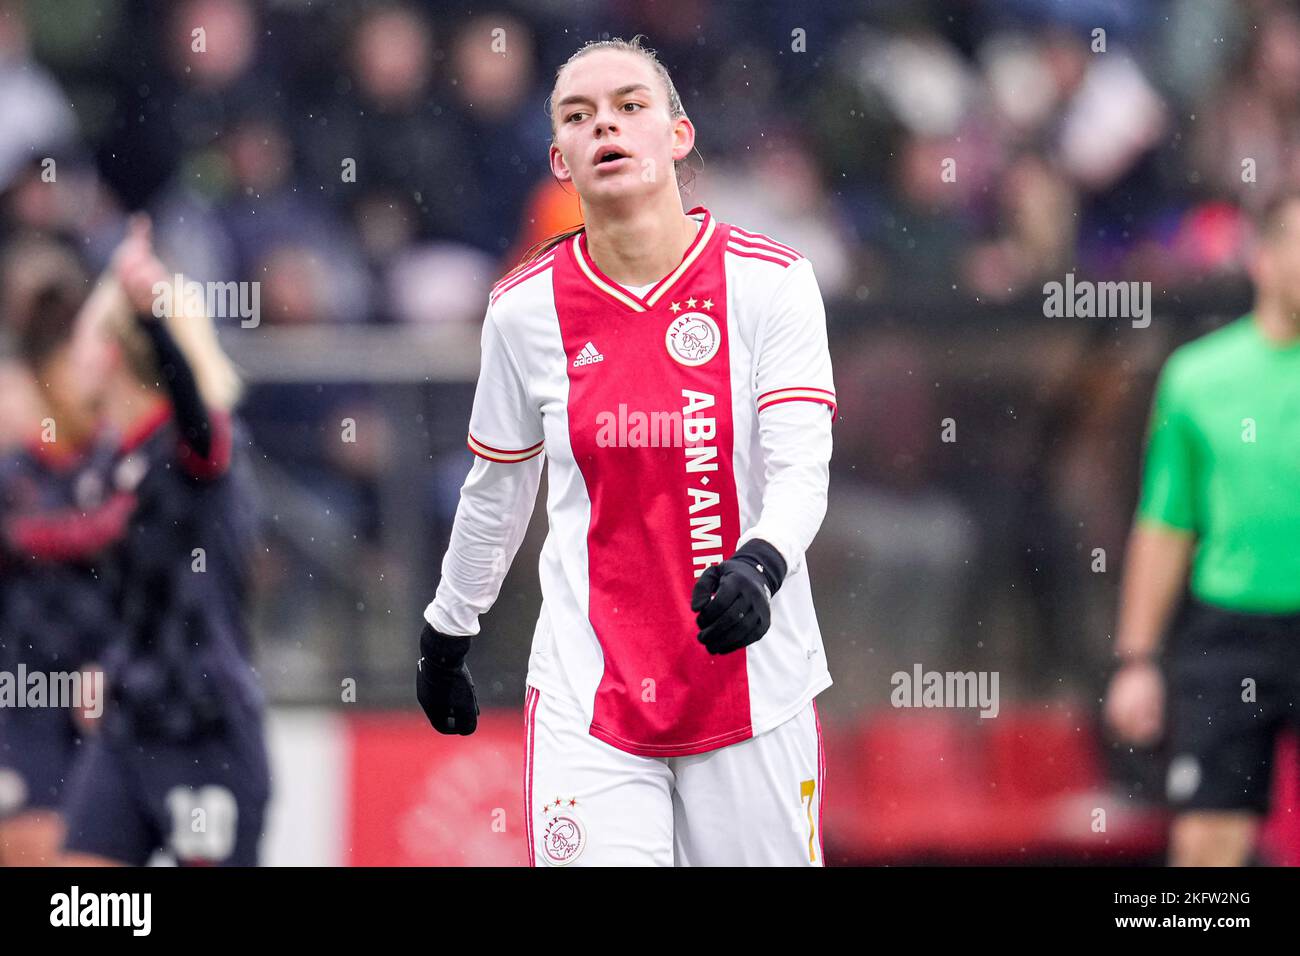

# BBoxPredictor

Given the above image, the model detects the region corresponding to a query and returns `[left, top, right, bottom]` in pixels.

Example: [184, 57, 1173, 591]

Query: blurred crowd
[1, 0, 1295, 710]
[3, 0, 1299, 322]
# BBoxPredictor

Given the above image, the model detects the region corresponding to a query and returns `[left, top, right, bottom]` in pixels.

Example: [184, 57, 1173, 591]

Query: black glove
[690, 539, 787, 655]
[416, 622, 479, 735]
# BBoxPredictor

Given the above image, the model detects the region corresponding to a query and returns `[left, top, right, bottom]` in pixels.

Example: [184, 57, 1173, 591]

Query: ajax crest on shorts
[540, 797, 587, 866]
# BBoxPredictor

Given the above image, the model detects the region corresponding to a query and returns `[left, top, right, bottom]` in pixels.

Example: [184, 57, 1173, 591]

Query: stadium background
[2, 0, 1299, 864]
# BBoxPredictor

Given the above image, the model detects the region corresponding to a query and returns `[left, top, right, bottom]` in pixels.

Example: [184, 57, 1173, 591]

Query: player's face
[40, 344, 102, 441]
[1256, 202, 1300, 317]
[549, 51, 694, 206]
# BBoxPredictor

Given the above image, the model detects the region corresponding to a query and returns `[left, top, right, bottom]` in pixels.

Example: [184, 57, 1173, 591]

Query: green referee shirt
[1137, 314, 1300, 613]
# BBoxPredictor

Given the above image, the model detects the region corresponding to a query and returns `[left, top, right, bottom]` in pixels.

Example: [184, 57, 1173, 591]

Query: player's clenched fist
[691, 539, 787, 655]
[416, 622, 479, 735]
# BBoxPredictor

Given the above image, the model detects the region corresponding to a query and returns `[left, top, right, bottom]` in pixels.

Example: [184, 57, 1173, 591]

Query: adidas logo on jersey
[572, 342, 605, 367]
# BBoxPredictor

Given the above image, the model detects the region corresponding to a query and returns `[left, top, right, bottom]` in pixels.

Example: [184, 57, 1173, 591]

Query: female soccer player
[417, 36, 837, 867]
[60, 216, 270, 866]
[0, 240, 128, 865]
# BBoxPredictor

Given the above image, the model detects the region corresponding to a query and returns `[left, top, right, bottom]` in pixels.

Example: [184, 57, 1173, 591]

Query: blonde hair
[100, 279, 243, 412]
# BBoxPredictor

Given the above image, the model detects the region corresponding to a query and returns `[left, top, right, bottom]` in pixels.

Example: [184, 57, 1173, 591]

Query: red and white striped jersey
[427, 205, 836, 757]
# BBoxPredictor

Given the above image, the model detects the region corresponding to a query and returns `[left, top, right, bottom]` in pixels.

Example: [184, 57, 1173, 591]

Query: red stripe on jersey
[728, 225, 802, 259]
[757, 395, 838, 419]
[468, 435, 544, 455]
[5, 490, 135, 561]
[26, 433, 93, 472]
[466, 445, 543, 464]
[492, 253, 554, 295]
[727, 236, 798, 265]
[726, 244, 797, 269]
[178, 409, 233, 481]
[554, 219, 753, 757]
[491, 255, 555, 304]
[117, 403, 233, 480]
[120, 401, 174, 452]
[467, 435, 544, 463]
[757, 386, 836, 401]
[524, 687, 538, 867]
[492, 260, 534, 295]
[757, 387, 837, 419]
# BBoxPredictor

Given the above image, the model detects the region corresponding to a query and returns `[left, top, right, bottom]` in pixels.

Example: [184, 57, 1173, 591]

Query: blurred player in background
[0, 239, 128, 865]
[416, 37, 835, 866]
[60, 216, 270, 866]
[1106, 192, 1300, 866]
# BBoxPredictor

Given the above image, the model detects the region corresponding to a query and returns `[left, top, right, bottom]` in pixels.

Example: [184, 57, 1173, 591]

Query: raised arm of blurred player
[110, 214, 242, 479]
[1105, 361, 1198, 746]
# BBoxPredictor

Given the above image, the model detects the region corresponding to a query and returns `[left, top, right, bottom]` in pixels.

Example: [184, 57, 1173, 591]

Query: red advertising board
[345, 711, 529, 866]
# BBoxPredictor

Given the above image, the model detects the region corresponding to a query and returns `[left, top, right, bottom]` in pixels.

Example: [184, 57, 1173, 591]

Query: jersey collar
[570, 206, 716, 313]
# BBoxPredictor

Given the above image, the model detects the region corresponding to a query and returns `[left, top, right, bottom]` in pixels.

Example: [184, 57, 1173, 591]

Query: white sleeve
[424, 455, 543, 636]
[737, 257, 836, 577]
[424, 302, 545, 636]
[463, 302, 546, 462]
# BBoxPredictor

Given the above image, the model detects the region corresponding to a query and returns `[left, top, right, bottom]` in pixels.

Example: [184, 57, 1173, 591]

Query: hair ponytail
[514, 225, 585, 270]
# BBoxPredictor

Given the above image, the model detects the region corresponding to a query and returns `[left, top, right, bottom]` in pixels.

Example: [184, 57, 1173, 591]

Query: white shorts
[523, 685, 825, 866]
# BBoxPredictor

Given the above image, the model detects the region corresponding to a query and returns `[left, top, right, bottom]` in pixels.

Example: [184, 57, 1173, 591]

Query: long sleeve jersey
[427, 206, 836, 756]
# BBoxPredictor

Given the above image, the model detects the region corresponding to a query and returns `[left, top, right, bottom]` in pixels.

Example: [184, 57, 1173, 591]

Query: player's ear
[549, 143, 573, 184]
[671, 116, 695, 164]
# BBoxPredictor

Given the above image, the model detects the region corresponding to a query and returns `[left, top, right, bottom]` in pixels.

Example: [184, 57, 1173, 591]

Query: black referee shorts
[1164, 596, 1300, 814]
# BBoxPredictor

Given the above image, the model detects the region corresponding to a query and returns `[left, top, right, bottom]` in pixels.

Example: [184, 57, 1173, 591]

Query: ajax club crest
[541, 797, 587, 866]
[665, 312, 720, 367]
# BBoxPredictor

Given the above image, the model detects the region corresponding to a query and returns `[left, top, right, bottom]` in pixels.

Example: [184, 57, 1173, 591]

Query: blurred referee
[1106, 192, 1300, 866]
